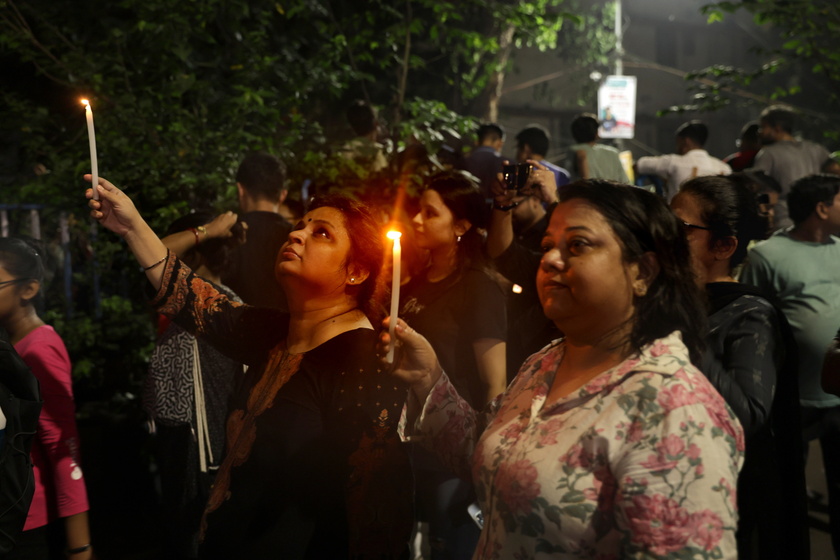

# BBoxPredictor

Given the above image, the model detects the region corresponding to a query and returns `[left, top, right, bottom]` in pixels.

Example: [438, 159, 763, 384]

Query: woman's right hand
[85, 175, 143, 238]
[380, 317, 443, 400]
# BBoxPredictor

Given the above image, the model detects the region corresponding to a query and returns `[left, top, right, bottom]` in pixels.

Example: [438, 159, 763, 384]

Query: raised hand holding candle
[386, 230, 402, 363]
[82, 99, 99, 200]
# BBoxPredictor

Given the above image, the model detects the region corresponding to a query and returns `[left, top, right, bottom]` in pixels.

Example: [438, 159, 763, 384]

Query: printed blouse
[401, 331, 744, 559]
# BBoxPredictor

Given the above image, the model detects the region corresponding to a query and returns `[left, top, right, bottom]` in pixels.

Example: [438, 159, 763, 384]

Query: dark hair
[571, 113, 600, 143]
[424, 170, 488, 274]
[740, 121, 760, 146]
[477, 123, 505, 144]
[346, 100, 377, 136]
[235, 152, 287, 201]
[788, 174, 840, 225]
[679, 176, 766, 269]
[0, 236, 46, 308]
[759, 105, 795, 134]
[676, 121, 708, 147]
[165, 211, 245, 278]
[516, 125, 550, 157]
[307, 194, 386, 322]
[557, 180, 706, 364]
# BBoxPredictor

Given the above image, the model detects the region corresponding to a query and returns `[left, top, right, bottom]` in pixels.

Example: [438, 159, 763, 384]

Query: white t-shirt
[636, 149, 732, 201]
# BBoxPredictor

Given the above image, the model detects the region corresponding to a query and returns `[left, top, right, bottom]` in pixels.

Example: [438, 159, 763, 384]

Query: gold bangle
[142, 255, 167, 272]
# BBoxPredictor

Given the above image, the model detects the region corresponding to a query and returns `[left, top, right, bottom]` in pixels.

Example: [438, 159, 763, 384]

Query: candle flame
[512, 284, 523, 294]
[81, 99, 90, 107]
[386, 230, 402, 240]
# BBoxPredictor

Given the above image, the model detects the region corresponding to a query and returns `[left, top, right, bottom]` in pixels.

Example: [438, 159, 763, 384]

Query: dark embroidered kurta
[150, 254, 413, 559]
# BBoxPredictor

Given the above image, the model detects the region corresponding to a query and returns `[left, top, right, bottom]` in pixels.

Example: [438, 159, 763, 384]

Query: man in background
[568, 113, 628, 183]
[222, 152, 292, 311]
[752, 105, 840, 228]
[724, 121, 761, 172]
[461, 123, 505, 200]
[636, 120, 731, 202]
[340, 100, 388, 173]
[741, 174, 840, 556]
[514, 125, 570, 188]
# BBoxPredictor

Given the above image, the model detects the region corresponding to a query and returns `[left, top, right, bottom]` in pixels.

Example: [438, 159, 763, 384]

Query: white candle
[386, 230, 402, 363]
[82, 99, 99, 200]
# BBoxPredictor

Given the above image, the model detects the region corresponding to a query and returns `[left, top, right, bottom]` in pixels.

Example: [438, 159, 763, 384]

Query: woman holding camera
[86, 176, 412, 558]
[386, 181, 744, 558]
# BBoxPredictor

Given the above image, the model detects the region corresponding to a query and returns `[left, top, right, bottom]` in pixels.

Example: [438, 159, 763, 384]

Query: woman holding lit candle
[385, 181, 744, 558]
[401, 170, 506, 559]
[85, 176, 413, 559]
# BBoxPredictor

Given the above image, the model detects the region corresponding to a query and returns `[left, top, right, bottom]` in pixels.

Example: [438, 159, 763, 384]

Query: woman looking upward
[86, 176, 413, 559]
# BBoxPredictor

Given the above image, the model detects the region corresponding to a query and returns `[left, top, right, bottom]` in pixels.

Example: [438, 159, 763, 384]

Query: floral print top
[401, 332, 744, 559]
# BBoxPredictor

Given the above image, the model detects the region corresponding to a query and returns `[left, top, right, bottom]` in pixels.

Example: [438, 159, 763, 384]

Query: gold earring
[350, 277, 355, 283]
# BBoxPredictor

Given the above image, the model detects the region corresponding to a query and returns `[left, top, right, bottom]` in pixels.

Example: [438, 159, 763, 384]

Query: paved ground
[88, 421, 838, 559]
[808, 440, 835, 559]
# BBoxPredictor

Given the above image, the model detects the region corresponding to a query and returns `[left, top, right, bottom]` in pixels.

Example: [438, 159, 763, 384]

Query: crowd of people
[1, 101, 840, 560]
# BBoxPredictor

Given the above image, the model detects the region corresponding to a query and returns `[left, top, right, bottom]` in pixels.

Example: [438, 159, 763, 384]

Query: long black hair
[557, 180, 707, 364]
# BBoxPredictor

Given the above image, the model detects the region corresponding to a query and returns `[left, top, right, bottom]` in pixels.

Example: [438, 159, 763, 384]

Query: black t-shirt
[221, 211, 292, 311]
[400, 267, 506, 410]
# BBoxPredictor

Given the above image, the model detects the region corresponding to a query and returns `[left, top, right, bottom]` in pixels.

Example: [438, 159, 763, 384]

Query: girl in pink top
[0, 237, 92, 560]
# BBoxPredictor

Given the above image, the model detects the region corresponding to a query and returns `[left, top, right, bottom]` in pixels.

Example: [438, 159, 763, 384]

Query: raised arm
[486, 160, 558, 259]
[486, 166, 517, 259]
[85, 175, 168, 290]
[87, 175, 285, 364]
[161, 211, 240, 258]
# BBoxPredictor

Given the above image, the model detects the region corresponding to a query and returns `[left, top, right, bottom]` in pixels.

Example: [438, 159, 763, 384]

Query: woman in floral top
[385, 181, 745, 558]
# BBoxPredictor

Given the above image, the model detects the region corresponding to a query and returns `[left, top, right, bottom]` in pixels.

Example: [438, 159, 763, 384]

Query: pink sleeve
[399, 371, 500, 480]
[25, 335, 89, 518]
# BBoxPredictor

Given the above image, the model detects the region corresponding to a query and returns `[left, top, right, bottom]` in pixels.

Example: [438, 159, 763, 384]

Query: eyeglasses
[681, 221, 713, 232]
[0, 278, 28, 289]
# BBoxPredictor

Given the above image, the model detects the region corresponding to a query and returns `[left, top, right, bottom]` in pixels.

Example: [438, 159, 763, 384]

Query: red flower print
[563, 444, 591, 469]
[640, 453, 678, 473]
[686, 443, 701, 460]
[690, 510, 724, 551]
[500, 421, 524, 441]
[538, 417, 565, 446]
[496, 459, 541, 514]
[625, 494, 693, 555]
[657, 384, 697, 412]
[656, 434, 686, 458]
[649, 341, 670, 357]
[626, 420, 645, 443]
